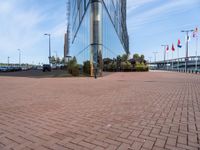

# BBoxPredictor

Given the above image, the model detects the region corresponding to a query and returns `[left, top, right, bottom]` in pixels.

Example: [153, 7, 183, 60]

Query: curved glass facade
[70, 0, 129, 76]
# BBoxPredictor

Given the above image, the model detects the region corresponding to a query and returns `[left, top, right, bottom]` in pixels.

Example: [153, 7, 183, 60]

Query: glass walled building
[69, 0, 129, 76]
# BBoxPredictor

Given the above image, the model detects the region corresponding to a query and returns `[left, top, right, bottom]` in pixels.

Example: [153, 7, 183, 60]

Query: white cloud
[0, 0, 66, 63]
[127, 0, 200, 32]
[127, 0, 157, 14]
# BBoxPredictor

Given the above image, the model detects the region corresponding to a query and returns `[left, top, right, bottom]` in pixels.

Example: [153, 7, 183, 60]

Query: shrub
[108, 62, 117, 71]
[121, 54, 129, 62]
[67, 63, 73, 74]
[67, 57, 81, 76]
[67, 57, 77, 74]
[121, 61, 132, 71]
[71, 64, 80, 76]
[135, 62, 149, 72]
[103, 64, 108, 71]
[83, 60, 91, 74]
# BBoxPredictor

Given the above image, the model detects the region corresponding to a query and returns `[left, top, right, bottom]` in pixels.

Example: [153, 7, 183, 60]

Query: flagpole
[185, 58, 186, 72]
[161, 45, 168, 70]
[177, 47, 179, 71]
[181, 29, 194, 72]
[195, 36, 198, 72]
[167, 52, 168, 70]
[172, 51, 173, 70]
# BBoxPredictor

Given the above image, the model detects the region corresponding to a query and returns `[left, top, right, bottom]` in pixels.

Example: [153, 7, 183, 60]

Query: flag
[193, 32, 195, 38]
[193, 27, 198, 38]
[195, 27, 198, 32]
[171, 44, 175, 51]
[166, 45, 169, 52]
[186, 35, 190, 42]
[177, 39, 182, 48]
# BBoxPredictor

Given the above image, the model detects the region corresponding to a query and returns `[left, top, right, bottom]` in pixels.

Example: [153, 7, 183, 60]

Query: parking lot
[0, 72, 200, 150]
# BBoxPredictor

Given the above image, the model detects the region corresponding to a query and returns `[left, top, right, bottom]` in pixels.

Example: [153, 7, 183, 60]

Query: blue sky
[0, 0, 200, 64]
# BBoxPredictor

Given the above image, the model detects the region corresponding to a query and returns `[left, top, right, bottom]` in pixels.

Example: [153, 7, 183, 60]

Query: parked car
[36, 66, 43, 70]
[0, 67, 8, 72]
[0, 66, 22, 72]
[43, 64, 51, 72]
[9, 67, 22, 72]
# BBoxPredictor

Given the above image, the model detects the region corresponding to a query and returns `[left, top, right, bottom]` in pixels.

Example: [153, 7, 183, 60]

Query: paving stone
[0, 72, 200, 150]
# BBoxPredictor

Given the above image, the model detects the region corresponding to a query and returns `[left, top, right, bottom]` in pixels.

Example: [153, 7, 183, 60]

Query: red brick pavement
[0, 72, 200, 150]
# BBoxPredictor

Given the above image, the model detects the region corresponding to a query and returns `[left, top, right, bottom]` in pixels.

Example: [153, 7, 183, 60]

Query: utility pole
[181, 29, 194, 72]
[161, 45, 168, 69]
[44, 33, 51, 65]
[18, 49, 21, 67]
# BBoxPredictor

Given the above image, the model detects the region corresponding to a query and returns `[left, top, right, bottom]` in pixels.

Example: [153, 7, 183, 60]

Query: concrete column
[90, 0, 103, 77]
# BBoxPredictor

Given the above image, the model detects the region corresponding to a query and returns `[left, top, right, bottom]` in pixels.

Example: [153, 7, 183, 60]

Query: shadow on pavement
[0, 70, 72, 78]
[0, 70, 119, 79]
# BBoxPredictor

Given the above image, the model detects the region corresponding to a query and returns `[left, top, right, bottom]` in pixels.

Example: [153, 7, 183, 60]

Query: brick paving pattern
[0, 72, 200, 150]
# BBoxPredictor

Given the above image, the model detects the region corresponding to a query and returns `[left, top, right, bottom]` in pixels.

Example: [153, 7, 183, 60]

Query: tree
[108, 62, 117, 71]
[116, 55, 121, 62]
[67, 56, 77, 74]
[56, 57, 60, 64]
[140, 55, 145, 63]
[133, 54, 140, 60]
[83, 60, 91, 74]
[72, 56, 77, 64]
[121, 54, 129, 62]
[60, 57, 65, 64]
[50, 56, 56, 64]
[116, 55, 121, 70]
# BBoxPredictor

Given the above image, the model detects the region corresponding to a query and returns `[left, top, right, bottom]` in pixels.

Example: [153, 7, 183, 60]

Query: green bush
[83, 60, 91, 74]
[71, 64, 80, 76]
[67, 64, 73, 74]
[67, 57, 77, 74]
[108, 62, 117, 71]
[103, 64, 108, 71]
[67, 57, 81, 76]
[121, 61, 132, 71]
[135, 62, 149, 72]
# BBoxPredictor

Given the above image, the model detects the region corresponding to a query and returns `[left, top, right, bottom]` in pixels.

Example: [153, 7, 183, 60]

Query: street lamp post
[44, 33, 51, 64]
[148, 57, 152, 63]
[54, 51, 58, 58]
[181, 30, 194, 72]
[8, 57, 10, 66]
[153, 52, 158, 69]
[153, 52, 158, 62]
[54, 51, 58, 66]
[161, 45, 168, 69]
[18, 49, 21, 66]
